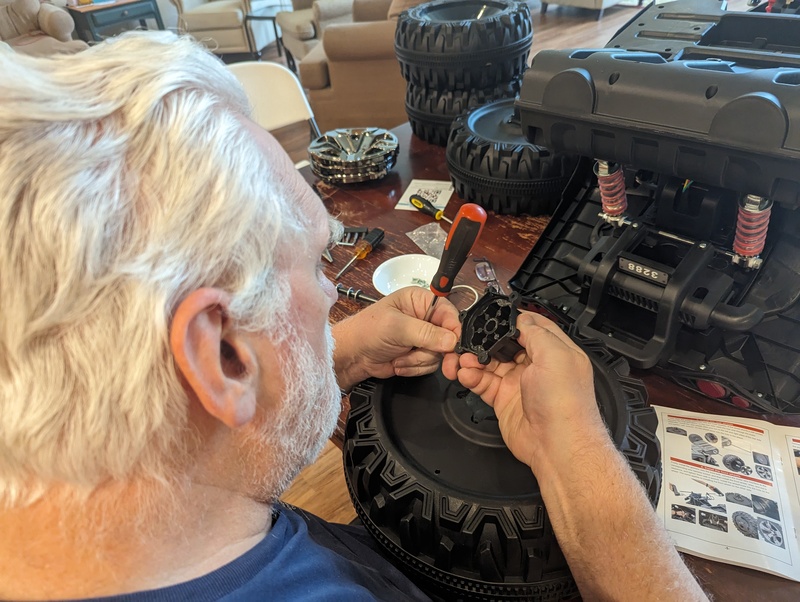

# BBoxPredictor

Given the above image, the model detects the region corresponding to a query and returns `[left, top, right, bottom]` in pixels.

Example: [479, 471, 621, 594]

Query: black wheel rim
[374, 353, 630, 501]
[465, 99, 528, 146]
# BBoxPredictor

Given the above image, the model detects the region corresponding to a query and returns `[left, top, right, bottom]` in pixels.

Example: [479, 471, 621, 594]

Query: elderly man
[0, 33, 706, 600]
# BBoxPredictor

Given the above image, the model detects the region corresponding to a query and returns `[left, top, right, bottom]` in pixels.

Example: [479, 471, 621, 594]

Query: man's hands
[332, 287, 461, 393]
[333, 291, 607, 474]
[452, 311, 607, 472]
[336, 299, 709, 601]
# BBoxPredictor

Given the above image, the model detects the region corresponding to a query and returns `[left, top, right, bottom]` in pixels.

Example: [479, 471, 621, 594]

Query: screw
[757, 392, 763, 398]
[632, 222, 639, 229]
[699, 243, 707, 249]
[699, 364, 707, 371]
[594, 159, 610, 177]
[742, 194, 772, 213]
[561, 305, 569, 312]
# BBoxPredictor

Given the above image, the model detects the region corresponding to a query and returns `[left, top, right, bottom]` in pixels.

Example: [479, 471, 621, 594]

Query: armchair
[275, 0, 351, 71]
[298, 0, 405, 133]
[170, 0, 282, 55]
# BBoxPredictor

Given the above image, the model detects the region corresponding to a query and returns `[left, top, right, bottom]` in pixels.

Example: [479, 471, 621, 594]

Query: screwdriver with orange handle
[422, 203, 488, 322]
[410, 194, 453, 224]
[335, 228, 385, 280]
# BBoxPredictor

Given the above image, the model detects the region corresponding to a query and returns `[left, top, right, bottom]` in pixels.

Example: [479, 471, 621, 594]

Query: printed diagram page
[784, 436, 800, 553]
[653, 406, 800, 581]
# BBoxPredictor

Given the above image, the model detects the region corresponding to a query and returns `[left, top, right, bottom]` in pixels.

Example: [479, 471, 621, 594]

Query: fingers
[379, 288, 460, 353]
[456, 365, 487, 389]
[429, 297, 461, 334]
[384, 286, 435, 320]
[456, 367, 501, 404]
[514, 313, 595, 401]
[458, 352, 523, 371]
[458, 353, 491, 370]
[454, 352, 520, 407]
[415, 320, 458, 354]
[516, 311, 583, 354]
[392, 305, 458, 354]
[385, 287, 461, 332]
[441, 352, 460, 381]
[392, 349, 442, 377]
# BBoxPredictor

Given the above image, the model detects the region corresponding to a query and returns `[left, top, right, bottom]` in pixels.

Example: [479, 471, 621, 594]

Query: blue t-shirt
[79, 505, 430, 601]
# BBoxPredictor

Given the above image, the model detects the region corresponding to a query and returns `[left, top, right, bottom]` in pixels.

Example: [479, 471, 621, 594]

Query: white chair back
[228, 61, 320, 139]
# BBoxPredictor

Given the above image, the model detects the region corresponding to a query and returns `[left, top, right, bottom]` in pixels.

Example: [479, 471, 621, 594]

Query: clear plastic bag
[406, 222, 447, 259]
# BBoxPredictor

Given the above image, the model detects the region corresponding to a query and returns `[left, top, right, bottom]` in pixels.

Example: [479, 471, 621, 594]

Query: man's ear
[170, 288, 259, 429]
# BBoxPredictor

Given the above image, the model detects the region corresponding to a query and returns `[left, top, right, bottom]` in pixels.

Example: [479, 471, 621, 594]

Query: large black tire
[406, 80, 521, 147]
[446, 98, 578, 215]
[395, 0, 533, 90]
[343, 335, 661, 601]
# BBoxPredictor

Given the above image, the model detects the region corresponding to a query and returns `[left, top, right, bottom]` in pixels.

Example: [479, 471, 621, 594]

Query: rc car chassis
[513, 0, 800, 413]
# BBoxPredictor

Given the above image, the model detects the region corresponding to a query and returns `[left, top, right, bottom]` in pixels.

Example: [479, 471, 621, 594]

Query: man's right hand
[453, 311, 608, 472]
[454, 310, 709, 601]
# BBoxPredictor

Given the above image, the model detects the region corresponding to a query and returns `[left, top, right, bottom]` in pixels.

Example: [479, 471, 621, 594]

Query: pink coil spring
[596, 163, 628, 216]
[734, 203, 771, 257]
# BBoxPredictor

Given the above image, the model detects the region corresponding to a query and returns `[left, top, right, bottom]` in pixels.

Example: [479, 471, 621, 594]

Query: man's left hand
[332, 287, 461, 392]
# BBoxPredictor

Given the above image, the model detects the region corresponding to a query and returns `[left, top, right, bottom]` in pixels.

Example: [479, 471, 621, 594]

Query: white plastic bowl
[372, 254, 440, 296]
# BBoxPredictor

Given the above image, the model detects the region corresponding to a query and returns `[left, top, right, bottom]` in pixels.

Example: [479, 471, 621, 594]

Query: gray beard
[241, 322, 341, 503]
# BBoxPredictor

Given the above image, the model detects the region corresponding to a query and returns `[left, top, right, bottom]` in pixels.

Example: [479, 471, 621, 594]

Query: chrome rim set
[308, 128, 399, 184]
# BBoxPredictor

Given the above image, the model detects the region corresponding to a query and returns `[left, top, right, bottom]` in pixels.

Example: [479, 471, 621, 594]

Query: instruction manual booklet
[652, 405, 800, 581]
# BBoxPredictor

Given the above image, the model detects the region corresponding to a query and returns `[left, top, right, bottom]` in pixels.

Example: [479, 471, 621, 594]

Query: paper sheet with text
[653, 405, 800, 581]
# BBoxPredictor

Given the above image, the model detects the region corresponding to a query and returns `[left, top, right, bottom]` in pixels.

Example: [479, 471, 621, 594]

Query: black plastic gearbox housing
[511, 0, 800, 414]
[455, 289, 524, 364]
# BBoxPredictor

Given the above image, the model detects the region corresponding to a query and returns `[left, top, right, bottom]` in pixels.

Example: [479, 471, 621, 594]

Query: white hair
[0, 32, 315, 507]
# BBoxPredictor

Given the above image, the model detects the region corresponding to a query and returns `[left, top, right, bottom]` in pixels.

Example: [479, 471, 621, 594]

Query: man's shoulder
[226, 505, 429, 600]
[76, 506, 428, 601]
[175, 505, 430, 601]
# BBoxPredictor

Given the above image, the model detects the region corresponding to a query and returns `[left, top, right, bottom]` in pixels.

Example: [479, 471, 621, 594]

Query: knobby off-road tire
[343, 335, 661, 601]
[395, 0, 533, 91]
[732, 511, 759, 538]
[446, 99, 577, 216]
[405, 80, 521, 147]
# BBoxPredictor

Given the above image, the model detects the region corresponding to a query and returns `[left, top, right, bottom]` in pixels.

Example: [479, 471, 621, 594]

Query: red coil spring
[733, 204, 771, 256]
[597, 164, 628, 216]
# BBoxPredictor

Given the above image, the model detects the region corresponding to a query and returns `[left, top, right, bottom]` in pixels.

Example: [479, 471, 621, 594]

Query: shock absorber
[732, 194, 772, 270]
[594, 160, 628, 224]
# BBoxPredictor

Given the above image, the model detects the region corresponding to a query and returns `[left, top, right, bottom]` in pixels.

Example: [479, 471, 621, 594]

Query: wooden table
[309, 123, 800, 601]
[69, 0, 164, 43]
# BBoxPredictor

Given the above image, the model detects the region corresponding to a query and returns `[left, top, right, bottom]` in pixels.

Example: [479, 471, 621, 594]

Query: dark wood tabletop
[309, 123, 800, 600]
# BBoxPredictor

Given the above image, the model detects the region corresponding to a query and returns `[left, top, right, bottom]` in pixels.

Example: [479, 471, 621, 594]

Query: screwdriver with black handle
[423, 203, 488, 322]
[410, 194, 453, 224]
[335, 228, 385, 280]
